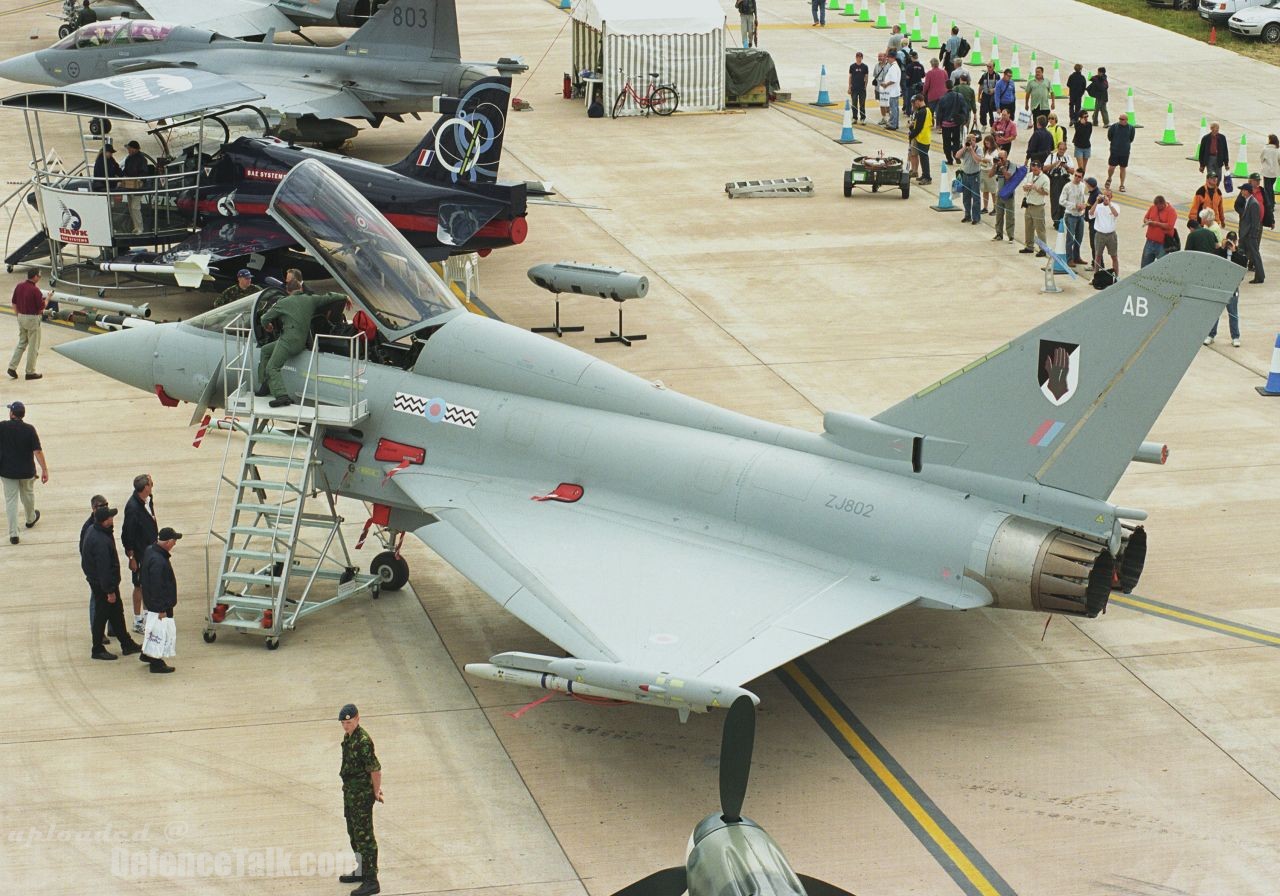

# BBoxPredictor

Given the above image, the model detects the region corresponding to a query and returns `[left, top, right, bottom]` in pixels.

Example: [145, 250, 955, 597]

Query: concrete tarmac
[0, 1, 1277, 894]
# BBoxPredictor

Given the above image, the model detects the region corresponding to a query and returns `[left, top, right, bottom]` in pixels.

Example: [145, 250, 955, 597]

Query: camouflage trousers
[343, 786, 377, 876]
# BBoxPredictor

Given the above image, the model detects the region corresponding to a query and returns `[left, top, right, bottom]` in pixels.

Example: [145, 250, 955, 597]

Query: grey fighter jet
[3, 0, 524, 145]
[56, 161, 1243, 720]
[65, 0, 391, 39]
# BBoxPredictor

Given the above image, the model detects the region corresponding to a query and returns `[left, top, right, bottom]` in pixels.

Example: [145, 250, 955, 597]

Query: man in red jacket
[1140, 195, 1179, 268]
[8, 268, 47, 381]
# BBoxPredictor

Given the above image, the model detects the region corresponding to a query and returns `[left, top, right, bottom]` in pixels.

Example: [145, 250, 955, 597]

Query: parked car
[1229, 0, 1280, 40]
[1201, 0, 1269, 25]
[1147, 0, 1196, 9]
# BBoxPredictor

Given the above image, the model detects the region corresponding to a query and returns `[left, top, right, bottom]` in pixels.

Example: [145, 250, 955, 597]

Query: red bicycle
[611, 71, 679, 119]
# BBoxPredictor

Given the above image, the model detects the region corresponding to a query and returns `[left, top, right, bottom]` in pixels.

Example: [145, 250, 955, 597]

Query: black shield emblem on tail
[1038, 340, 1080, 406]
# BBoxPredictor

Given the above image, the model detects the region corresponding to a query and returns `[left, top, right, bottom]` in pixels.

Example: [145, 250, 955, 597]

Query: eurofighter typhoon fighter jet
[57, 161, 1243, 720]
[1, 0, 524, 145]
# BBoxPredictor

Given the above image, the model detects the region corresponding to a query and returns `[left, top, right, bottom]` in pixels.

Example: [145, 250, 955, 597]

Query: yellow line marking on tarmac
[1110, 593, 1280, 646]
[783, 660, 1009, 896]
[0, 1, 53, 21]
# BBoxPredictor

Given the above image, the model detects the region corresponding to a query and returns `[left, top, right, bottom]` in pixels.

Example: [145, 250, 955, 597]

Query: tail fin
[342, 0, 459, 62]
[388, 77, 511, 185]
[874, 252, 1243, 500]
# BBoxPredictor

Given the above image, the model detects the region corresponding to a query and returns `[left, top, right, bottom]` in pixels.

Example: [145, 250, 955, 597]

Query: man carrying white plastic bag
[140, 527, 182, 674]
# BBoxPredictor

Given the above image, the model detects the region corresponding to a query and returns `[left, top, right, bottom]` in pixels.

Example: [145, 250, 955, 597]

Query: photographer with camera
[956, 131, 983, 224]
[1196, 225, 1245, 347]
[1090, 187, 1120, 279]
[1019, 159, 1051, 256]
[991, 151, 1018, 242]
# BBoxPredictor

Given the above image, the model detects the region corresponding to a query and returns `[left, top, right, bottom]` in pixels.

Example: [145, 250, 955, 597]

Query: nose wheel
[370, 551, 409, 591]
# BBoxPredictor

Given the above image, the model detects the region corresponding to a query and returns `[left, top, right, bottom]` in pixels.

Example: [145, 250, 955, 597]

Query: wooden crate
[726, 82, 769, 107]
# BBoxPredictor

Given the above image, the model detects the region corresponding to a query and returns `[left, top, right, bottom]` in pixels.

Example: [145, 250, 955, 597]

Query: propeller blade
[719, 694, 756, 823]
[610, 866, 687, 896]
[797, 874, 859, 896]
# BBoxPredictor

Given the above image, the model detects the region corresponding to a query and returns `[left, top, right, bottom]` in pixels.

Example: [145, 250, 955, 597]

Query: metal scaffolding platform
[202, 311, 379, 649]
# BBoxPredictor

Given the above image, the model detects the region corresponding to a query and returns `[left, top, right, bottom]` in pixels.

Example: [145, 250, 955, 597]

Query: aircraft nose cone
[0, 54, 56, 87]
[54, 325, 160, 394]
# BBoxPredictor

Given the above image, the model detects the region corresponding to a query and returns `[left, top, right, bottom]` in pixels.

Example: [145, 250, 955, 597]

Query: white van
[1201, 0, 1268, 24]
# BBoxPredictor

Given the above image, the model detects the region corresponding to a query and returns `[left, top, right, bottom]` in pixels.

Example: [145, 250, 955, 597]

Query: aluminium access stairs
[203, 312, 379, 649]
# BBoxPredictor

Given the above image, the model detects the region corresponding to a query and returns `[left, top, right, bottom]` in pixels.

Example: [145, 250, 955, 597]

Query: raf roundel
[393, 392, 480, 429]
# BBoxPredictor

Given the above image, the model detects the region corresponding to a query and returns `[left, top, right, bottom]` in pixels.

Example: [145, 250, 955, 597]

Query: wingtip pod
[874, 251, 1243, 502]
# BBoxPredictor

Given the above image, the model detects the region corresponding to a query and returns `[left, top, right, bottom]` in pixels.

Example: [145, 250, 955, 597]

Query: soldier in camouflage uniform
[214, 269, 258, 308]
[338, 703, 383, 896]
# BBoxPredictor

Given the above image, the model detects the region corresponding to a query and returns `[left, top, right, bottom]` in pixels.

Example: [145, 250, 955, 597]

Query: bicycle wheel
[611, 89, 629, 119]
[650, 86, 679, 116]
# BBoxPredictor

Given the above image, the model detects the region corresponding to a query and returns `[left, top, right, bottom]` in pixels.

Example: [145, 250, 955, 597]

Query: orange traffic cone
[1209, 25, 1217, 45]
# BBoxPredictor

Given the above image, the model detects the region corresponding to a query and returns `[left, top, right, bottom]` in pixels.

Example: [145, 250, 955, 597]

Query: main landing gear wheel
[266, 638, 279, 650]
[203, 630, 216, 643]
[370, 551, 409, 591]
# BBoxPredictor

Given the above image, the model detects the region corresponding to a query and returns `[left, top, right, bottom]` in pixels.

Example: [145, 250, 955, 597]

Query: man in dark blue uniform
[82, 506, 142, 660]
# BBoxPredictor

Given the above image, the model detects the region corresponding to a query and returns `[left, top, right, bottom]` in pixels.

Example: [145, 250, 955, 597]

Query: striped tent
[571, 0, 725, 116]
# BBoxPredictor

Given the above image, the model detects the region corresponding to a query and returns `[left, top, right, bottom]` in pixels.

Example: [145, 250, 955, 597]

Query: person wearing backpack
[1087, 68, 1110, 126]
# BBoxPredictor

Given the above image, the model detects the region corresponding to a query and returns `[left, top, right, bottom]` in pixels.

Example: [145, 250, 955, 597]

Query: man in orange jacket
[1187, 174, 1225, 227]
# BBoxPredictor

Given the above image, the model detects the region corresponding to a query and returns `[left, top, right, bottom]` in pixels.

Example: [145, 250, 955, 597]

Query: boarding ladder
[202, 311, 380, 649]
[724, 177, 815, 198]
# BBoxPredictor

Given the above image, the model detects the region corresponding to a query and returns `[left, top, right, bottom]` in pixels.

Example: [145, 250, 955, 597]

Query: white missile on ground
[49, 291, 151, 319]
[49, 309, 156, 331]
[466, 651, 758, 718]
[99, 252, 212, 289]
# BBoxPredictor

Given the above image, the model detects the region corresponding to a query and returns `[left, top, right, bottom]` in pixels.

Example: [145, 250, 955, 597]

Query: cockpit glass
[267, 160, 461, 337]
[54, 21, 124, 49]
[127, 21, 174, 43]
[186, 293, 260, 333]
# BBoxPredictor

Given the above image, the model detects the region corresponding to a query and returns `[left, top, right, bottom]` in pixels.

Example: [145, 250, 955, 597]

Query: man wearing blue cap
[214, 268, 258, 308]
[0, 401, 48, 545]
[338, 703, 382, 895]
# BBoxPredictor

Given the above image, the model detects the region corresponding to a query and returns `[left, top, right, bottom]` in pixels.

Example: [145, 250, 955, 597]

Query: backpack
[1091, 268, 1117, 290]
[957, 37, 970, 58]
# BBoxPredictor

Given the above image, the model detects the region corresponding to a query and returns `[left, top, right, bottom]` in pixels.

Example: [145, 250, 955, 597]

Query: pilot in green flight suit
[255, 289, 346, 407]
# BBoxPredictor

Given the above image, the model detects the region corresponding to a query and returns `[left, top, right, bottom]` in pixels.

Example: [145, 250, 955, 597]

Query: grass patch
[1075, 0, 1280, 66]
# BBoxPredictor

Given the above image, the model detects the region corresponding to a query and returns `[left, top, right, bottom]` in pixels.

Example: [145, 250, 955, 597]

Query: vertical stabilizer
[874, 253, 1242, 500]
[388, 77, 511, 184]
[342, 0, 460, 62]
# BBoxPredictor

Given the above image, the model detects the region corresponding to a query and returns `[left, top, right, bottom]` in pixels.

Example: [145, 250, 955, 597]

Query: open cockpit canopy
[267, 160, 462, 340]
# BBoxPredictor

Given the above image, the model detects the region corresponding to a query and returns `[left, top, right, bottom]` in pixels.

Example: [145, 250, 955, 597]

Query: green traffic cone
[1156, 102, 1181, 146]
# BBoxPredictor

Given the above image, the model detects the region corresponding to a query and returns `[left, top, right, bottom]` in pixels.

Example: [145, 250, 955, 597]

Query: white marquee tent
[571, 0, 726, 116]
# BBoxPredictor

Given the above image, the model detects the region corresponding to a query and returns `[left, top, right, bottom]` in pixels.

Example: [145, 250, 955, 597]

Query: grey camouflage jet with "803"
[1, 0, 524, 145]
